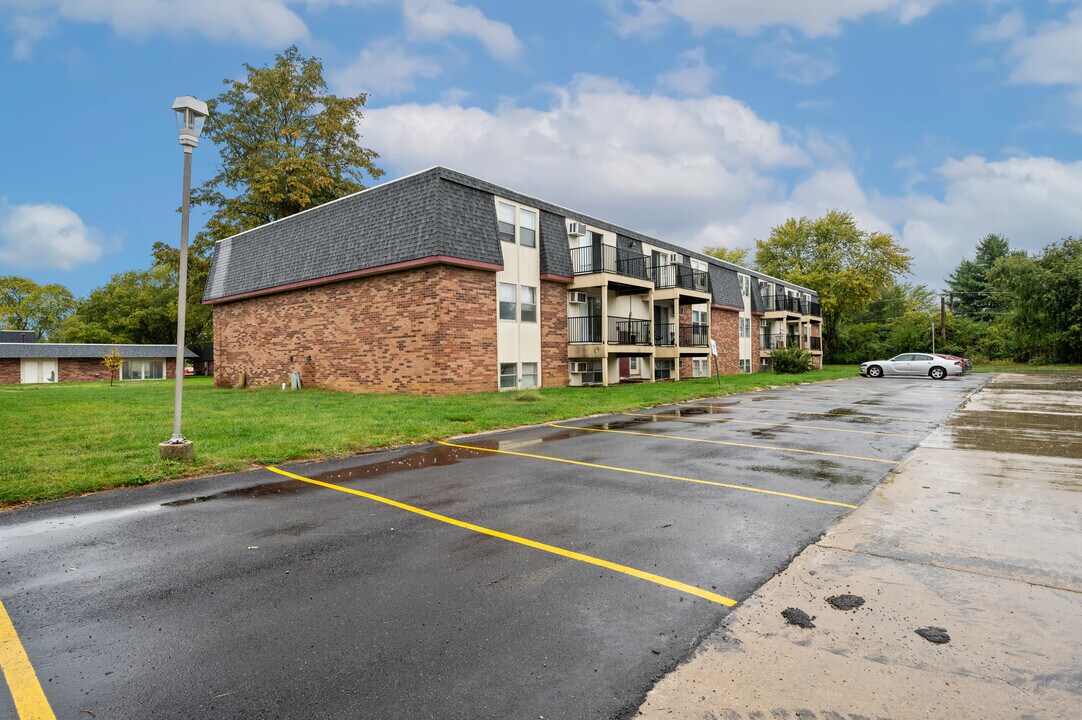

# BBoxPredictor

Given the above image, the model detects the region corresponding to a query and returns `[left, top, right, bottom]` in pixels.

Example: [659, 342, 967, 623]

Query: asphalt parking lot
[0, 373, 987, 719]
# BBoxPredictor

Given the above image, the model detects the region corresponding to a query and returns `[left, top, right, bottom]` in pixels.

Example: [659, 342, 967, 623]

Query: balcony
[568, 315, 601, 344]
[570, 245, 650, 282]
[609, 317, 652, 346]
[765, 293, 803, 314]
[809, 336, 822, 351]
[679, 323, 709, 347]
[650, 263, 710, 293]
[654, 322, 676, 346]
[761, 333, 787, 351]
[804, 300, 821, 318]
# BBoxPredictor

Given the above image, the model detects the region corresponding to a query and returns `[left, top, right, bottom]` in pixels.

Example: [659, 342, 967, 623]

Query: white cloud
[1007, 8, 1082, 87]
[401, 0, 521, 61]
[657, 47, 715, 96]
[0, 200, 103, 270]
[607, 0, 944, 38]
[754, 34, 837, 84]
[332, 38, 442, 96]
[364, 74, 807, 244]
[3, 0, 308, 56]
[974, 9, 1024, 43]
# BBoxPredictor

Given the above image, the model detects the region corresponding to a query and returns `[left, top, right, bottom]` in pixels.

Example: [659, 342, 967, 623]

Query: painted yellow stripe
[678, 405, 936, 424]
[546, 423, 897, 465]
[622, 413, 920, 439]
[436, 441, 858, 509]
[266, 466, 737, 606]
[0, 600, 56, 720]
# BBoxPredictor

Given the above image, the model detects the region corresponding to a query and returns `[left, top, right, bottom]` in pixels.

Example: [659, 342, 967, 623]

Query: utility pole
[941, 296, 947, 345]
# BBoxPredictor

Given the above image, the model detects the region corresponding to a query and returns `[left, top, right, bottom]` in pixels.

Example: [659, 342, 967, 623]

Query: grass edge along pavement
[0, 368, 860, 507]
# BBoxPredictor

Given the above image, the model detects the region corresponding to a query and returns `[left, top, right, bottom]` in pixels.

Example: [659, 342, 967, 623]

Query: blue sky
[2, 0, 1081, 297]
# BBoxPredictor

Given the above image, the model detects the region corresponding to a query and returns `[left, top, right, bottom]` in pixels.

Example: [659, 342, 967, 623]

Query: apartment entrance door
[618, 357, 630, 379]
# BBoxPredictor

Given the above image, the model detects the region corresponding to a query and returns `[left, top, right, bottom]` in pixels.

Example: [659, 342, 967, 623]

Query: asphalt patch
[915, 626, 951, 644]
[782, 608, 816, 628]
[826, 594, 865, 611]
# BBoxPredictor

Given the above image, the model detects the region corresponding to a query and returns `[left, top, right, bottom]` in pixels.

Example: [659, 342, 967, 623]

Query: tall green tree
[0, 276, 76, 339]
[59, 267, 178, 344]
[946, 233, 1012, 321]
[754, 210, 913, 359]
[192, 44, 384, 243]
[703, 246, 751, 266]
[989, 237, 1082, 363]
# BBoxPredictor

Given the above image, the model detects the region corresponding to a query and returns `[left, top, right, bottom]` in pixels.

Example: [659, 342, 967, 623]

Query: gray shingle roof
[0, 330, 36, 343]
[204, 165, 819, 305]
[0, 344, 196, 359]
[709, 265, 744, 308]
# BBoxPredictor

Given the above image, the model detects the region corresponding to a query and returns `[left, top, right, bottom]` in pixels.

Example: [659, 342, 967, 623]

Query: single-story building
[0, 340, 197, 384]
[202, 166, 822, 395]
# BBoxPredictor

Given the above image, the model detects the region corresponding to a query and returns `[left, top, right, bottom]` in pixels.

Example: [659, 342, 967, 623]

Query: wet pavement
[0, 373, 985, 719]
[637, 372, 1082, 720]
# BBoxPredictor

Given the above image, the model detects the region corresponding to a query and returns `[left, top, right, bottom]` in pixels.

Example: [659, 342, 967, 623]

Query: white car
[860, 353, 963, 380]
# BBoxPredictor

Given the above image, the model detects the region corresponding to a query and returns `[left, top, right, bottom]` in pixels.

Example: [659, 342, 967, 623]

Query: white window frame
[121, 358, 165, 381]
[692, 309, 708, 325]
[498, 282, 517, 321]
[519, 285, 537, 323]
[499, 363, 518, 389]
[692, 357, 708, 378]
[495, 199, 540, 248]
[500, 361, 541, 390]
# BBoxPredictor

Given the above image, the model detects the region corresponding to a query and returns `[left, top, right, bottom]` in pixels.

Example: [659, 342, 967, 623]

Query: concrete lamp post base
[159, 439, 194, 462]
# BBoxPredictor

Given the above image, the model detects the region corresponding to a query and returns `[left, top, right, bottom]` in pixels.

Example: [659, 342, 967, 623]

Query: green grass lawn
[0, 367, 861, 506]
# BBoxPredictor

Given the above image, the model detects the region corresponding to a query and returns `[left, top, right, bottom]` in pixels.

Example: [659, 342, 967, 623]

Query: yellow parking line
[266, 466, 737, 607]
[618, 414, 920, 439]
[437, 441, 858, 509]
[677, 405, 936, 424]
[546, 424, 897, 466]
[0, 600, 56, 720]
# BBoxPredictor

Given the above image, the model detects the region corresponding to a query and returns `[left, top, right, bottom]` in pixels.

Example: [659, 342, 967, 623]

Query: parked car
[183, 366, 195, 376]
[860, 353, 963, 380]
[934, 353, 972, 372]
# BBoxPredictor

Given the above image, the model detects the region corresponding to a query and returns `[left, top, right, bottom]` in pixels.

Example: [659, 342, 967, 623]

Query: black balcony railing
[654, 322, 676, 346]
[787, 334, 802, 348]
[762, 333, 787, 350]
[649, 263, 710, 293]
[570, 245, 650, 280]
[679, 323, 709, 347]
[609, 317, 652, 345]
[568, 315, 602, 343]
[804, 301, 821, 317]
[768, 293, 802, 313]
[809, 336, 822, 351]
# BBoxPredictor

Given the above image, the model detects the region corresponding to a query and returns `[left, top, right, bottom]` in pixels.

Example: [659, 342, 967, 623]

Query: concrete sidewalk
[636, 373, 1082, 720]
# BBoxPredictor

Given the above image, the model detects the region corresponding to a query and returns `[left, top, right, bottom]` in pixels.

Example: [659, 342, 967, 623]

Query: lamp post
[159, 96, 208, 461]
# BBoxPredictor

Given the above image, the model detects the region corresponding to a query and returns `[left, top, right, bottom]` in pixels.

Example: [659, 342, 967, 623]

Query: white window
[498, 283, 517, 320]
[692, 309, 708, 325]
[739, 274, 750, 297]
[497, 202, 516, 243]
[520, 362, 538, 388]
[692, 357, 709, 378]
[739, 359, 751, 374]
[122, 359, 165, 381]
[519, 285, 537, 322]
[630, 357, 638, 371]
[519, 209, 537, 248]
[655, 359, 673, 379]
[499, 363, 517, 389]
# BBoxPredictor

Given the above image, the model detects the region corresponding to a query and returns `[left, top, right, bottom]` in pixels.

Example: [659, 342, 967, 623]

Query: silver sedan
[860, 353, 964, 380]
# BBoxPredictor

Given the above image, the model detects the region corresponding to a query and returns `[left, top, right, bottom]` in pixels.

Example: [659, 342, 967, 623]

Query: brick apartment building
[203, 167, 821, 395]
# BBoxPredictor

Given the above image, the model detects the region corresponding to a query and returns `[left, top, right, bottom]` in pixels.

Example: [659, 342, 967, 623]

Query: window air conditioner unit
[569, 361, 590, 373]
[568, 222, 588, 236]
[568, 291, 588, 304]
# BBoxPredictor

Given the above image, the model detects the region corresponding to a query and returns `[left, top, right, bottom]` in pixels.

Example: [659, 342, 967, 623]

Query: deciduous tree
[0, 276, 76, 339]
[754, 210, 912, 359]
[703, 246, 751, 266]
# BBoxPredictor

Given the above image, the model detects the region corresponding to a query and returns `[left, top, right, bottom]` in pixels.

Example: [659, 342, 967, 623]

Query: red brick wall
[751, 316, 762, 372]
[0, 358, 18, 384]
[710, 307, 740, 375]
[212, 265, 498, 395]
[540, 280, 569, 387]
[678, 304, 694, 379]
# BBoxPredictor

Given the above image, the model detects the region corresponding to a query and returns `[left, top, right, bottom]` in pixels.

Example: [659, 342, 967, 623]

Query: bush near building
[772, 347, 813, 373]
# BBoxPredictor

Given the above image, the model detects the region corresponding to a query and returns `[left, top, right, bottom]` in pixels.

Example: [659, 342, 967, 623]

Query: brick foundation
[540, 280, 569, 387]
[751, 315, 762, 372]
[212, 265, 498, 395]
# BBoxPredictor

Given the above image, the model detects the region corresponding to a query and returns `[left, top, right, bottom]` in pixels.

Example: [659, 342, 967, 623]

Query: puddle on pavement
[945, 411, 1082, 459]
[792, 407, 884, 425]
[162, 442, 499, 507]
[758, 462, 869, 486]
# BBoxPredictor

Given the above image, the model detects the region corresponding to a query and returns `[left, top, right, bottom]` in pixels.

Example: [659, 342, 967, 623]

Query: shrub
[772, 347, 813, 374]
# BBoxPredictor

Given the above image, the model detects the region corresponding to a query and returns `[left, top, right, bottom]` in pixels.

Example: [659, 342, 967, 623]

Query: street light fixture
[159, 96, 208, 462]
